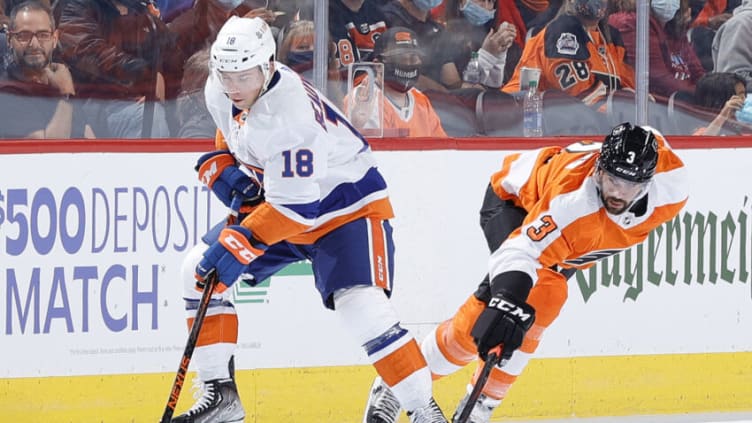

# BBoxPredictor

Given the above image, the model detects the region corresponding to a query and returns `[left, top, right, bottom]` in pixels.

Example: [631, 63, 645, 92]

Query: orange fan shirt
[344, 86, 448, 138]
[503, 14, 635, 106]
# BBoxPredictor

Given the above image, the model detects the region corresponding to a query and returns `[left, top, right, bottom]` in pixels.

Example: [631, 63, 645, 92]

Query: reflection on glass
[346, 62, 384, 138]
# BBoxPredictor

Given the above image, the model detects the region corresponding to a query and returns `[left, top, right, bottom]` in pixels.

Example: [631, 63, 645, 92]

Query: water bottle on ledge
[523, 80, 543, 137]
[463, 51, 481, 85]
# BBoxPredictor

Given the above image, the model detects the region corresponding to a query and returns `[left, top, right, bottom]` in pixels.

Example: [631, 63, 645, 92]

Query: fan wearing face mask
[502, 0, 635, 108]
[443, 0, 519, 88]
[345, 27, 448, 138]
[381, 0, 468, 91]
[609, 0, 705, 98]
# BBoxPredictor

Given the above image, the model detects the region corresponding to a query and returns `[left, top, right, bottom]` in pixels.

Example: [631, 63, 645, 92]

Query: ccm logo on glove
[220, 229, 262, 264]
[199, 161, 220, 186]
[488, 297, 534, 322]
[197, 152, 235, 188]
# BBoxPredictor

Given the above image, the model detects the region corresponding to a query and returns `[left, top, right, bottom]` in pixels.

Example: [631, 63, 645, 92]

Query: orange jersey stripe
[241, 202, 311, 246]
[286, 197, 394, 244]
[242, 198, 394, 246]
[369, 218, 388, 289]
[373, 339, 427, 387]
[435, 296, 484, 367]
[190, 313, 239, 347]
[482, 369, 516, 400]
[214, 129, 229, 150]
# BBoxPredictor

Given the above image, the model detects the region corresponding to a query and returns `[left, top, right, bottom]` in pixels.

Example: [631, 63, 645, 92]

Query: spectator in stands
[687, 0, 739, 71]
[54, 0, 183, 138]
[329, 0, 388, 67]
[278, 18, 314, 74]
[0, 0, 49, 69]
[169, 0, 280, 66]
[275, 18, 347, 106]
[609, 0, 704, 98]
[712, 0, 752, 90]
[175, 47, 214, 139]
[345, 26, 448, 137]
[381, 0, 465, 91]
[441, 0, 519, 88]
[0, 0, 75, 138]
[502, 0, 635, 108]
[693, 71, 746, 134]
[689, 24, 717, 71]
[690, 0, 737, 29]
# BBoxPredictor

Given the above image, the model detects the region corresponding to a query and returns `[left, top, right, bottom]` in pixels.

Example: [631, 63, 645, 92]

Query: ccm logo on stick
[488, 298, 533, 322]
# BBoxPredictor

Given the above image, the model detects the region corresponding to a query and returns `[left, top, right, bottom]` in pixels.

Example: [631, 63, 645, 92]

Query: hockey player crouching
[172, 16, 449, 423]
[363, 123, 689, 423]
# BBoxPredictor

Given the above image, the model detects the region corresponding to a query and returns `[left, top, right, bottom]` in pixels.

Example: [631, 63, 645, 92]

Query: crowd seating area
[0, 0, 750, 139]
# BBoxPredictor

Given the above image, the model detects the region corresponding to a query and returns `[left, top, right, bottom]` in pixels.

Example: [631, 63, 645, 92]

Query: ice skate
[407, 397, 448, 423]
[362, 376, 401, 423]
[451, 391, 501, 423]
[172, 378, 244, 423]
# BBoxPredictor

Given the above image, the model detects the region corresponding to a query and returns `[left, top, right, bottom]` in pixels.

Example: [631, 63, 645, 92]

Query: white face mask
[651, 0, 680, 24]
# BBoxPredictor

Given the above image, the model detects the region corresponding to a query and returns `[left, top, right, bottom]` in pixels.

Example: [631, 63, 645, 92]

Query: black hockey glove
[471, 291, 536, 361]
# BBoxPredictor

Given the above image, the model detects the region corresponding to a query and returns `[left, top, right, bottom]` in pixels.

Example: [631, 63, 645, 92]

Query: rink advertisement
[1, 142, 751, 421]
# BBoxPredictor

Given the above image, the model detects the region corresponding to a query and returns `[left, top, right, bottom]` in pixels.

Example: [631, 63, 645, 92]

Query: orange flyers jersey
[344, 86, 448, 138]
[503, 15, 635, 106]
[382, 89, 448, 138]
[329, 0, 387, 67]
[488, 136, 688, 286]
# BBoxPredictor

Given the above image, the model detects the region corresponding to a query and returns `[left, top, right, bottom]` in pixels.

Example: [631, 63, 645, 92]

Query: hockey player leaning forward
[364, 123, 689, 423]
[174, 16, 448, 423]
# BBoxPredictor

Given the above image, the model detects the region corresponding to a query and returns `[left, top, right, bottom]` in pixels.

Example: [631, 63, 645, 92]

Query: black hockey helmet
[598, 122, 658, 183]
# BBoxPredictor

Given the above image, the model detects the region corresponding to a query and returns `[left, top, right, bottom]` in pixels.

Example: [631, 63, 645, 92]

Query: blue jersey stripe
[279, 167, 387, 220]
[319, 167, 387, 213]
[363, 323, 408, 356]
[282, 200, 321, 219]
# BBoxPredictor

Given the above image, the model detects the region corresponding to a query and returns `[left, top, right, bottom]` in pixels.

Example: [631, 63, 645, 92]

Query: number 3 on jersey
[527, 214, 558, 241]
[282, 149, 314, 177]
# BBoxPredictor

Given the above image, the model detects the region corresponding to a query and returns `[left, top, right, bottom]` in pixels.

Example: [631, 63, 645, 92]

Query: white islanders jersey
[204, 63, 394, 245]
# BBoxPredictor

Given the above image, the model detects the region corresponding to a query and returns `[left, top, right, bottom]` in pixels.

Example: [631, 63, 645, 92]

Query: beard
[20, 48, 50, 70]
[602, 195, 630, 215]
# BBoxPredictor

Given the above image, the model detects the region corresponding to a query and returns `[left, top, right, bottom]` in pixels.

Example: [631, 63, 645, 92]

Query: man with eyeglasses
[0, 0, 75, 138]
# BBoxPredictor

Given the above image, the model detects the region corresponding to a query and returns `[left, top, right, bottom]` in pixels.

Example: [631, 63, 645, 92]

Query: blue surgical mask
[462, 1, 495, 26]
[413, 0, 443, 12]
[651, 0, 680, 24]
[286, 50, 313, 68]
[736, 96, 752, 124]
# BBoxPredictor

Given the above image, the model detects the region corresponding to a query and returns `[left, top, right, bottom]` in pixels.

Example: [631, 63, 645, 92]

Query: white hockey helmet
[211, 16, 276, 91]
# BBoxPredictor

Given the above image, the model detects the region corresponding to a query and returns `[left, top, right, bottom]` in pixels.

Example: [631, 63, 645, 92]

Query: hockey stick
[159, 196, 243, 422]
[159, 271, 217, 423]
[455, 347, 502, 423]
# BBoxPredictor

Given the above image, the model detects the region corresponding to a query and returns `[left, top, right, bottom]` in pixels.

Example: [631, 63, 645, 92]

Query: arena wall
[1, 137, 750, 422]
